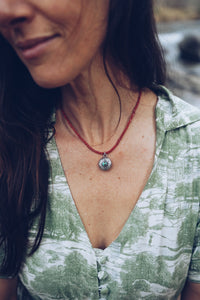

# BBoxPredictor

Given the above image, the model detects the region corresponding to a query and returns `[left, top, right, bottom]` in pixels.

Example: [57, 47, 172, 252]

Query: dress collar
[155, 85, 200, 132]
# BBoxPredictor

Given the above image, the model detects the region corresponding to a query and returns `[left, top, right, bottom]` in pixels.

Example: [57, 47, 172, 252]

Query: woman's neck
[59, 56, 138, 147]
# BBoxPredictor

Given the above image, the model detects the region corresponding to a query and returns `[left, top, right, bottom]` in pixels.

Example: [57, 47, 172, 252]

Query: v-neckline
[50, 96, 166, 252]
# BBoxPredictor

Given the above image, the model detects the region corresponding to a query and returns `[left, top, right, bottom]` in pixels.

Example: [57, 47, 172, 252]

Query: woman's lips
[15, 35, 58, 60]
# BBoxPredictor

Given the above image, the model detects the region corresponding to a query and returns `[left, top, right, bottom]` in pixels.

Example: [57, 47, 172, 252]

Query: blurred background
[155, 0, 200, 107]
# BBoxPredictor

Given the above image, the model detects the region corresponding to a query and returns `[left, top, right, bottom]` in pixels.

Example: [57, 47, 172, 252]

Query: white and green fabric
[2, 86, 200, 299]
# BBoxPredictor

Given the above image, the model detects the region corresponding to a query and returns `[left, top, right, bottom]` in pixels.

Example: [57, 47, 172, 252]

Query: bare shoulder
[0, 277, 17, 300]
[181, 280, 200, 300]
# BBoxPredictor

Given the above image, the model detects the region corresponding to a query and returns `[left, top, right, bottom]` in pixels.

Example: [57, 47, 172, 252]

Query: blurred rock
[179, 35, 200, 62]
[166, 68, 200, 107]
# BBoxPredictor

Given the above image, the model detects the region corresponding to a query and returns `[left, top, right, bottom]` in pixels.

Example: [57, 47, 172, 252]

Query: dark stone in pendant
[98, 156, 112, 171]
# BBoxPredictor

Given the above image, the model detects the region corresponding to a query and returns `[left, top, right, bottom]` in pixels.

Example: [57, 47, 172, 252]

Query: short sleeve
[188, 205, 200, 283]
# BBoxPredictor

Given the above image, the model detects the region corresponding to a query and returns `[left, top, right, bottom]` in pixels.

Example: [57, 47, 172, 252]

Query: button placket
[95, 250, 110, 299]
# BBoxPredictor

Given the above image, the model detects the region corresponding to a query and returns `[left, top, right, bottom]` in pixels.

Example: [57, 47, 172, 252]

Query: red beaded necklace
[61, 90, 142, 171]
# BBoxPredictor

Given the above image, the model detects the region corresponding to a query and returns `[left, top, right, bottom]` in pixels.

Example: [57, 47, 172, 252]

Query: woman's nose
[0, 0, 33, 28]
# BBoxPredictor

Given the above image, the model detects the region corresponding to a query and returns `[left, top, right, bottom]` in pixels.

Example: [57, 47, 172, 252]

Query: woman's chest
[55, 126, 156, 249]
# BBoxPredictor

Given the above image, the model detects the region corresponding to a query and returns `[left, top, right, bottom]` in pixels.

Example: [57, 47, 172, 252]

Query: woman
[0, 0, 200, 299]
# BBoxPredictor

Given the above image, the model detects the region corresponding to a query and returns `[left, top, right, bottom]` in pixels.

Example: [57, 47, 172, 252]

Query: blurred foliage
[155, 0, 200, 22]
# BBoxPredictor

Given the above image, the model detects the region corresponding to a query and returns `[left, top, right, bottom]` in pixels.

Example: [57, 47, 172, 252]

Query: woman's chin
[30, 74, 68, 89]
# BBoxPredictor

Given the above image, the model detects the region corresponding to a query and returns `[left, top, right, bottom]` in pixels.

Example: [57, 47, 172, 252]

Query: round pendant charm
[98, 154, 112, 171]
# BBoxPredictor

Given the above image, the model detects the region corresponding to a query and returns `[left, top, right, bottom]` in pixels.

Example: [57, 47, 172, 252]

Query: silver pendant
[98, 153, 112, 171]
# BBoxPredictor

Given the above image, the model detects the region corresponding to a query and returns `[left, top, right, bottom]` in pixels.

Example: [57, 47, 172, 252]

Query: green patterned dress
[2, 87, 200, 299]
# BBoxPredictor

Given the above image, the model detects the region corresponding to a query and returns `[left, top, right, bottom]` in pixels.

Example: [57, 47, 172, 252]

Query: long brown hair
[0, 0, 165, 276]
[0, 36, 59, 276]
